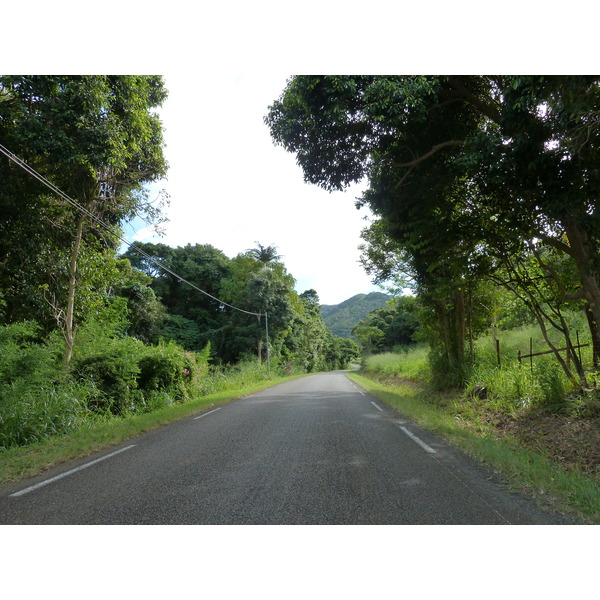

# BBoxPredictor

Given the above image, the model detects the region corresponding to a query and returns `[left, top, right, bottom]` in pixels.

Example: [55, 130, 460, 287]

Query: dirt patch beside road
[494, 412, 600, 483]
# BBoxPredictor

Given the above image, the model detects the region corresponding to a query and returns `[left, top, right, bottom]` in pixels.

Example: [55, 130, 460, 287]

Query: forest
[0, 76, 358, 450]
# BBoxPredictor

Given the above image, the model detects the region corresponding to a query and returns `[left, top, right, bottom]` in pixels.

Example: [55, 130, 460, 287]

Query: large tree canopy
[0, 75, 168, 362]
[265, 75, 600, 380]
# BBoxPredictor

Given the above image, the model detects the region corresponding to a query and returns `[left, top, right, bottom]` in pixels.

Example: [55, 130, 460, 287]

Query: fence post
[496, 338, 501, 368]
[530, 337, 533, 376]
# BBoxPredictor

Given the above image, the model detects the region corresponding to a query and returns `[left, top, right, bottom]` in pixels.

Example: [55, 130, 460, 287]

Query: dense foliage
[0, 75, 357, 450]
[0, 75, 169, 365]
[352, 296, 420, 353]
[266, 75, 600, 391]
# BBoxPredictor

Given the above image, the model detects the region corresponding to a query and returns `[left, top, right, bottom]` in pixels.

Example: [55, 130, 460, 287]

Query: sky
[124, 73, 384, 306]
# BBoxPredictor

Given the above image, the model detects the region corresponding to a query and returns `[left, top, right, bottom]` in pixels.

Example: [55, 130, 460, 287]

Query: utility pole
[265, 312, 271, 378]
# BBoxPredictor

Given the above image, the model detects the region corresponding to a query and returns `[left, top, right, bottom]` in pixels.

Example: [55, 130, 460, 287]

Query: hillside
[321, 292, 392, 338]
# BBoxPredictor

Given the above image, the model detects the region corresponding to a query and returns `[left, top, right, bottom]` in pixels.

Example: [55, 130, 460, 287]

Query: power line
[0, 142, 263, 318]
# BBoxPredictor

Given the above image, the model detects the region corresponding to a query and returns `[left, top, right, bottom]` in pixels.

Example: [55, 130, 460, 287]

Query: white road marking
[398, 426, 437, 454]
[193, 407, 222, 420]
[10, 445, 137, 497]
[370, 401, 383, 412]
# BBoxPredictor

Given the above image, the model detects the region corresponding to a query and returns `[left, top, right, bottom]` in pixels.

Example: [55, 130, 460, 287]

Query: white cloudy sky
[125, 73, 382, 306]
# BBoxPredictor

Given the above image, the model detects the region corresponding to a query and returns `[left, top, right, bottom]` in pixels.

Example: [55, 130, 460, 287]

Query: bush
[137, 342, 210, 403]
[0, 320, 211, 447]
[0, 321, 61, 385]
[72, 337, 144, 415]
[0, 322, 95, 447]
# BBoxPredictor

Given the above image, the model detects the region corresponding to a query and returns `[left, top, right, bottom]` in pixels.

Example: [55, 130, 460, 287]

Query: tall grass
[362, 318, 596, 415]
[201, 358, 273, 395]
[465, 321, 594, 414]
[362, 345, 429, 382]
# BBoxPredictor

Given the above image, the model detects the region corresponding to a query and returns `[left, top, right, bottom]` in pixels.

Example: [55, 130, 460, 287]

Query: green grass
[348, 370, 600, 523]
[362, 346, 430, 381]
[0, 372, 304, 484]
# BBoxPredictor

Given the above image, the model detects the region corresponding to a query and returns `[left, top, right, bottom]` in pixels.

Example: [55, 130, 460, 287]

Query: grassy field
[354, 329, 600, 524]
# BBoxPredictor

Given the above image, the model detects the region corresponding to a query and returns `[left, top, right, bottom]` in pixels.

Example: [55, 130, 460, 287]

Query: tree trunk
[438, 300, 456, 370]
[455, 288, 466, 364]
[63, 211, 85, 367]
[564, 223, 600, 369]
[585, 307, 600, 370]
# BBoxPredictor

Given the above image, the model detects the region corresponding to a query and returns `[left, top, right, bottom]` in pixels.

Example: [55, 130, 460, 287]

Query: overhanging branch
[390, 140, 465, 168]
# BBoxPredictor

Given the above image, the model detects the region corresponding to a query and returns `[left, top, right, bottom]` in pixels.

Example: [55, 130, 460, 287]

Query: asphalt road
[0, 371, 567, 524]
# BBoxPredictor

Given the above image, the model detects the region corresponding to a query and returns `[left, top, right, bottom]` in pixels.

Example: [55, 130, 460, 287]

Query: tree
[265, 76, 494, 377]
[245, 268, 294, 362]
[265, 75, 600, 384]
[111, 258, 167, 343]
[329, 337, 361, 369]
[352, 325, 384, 354]
[355, 296, 420, 350]
[0, 76, 168, 364]
[284, 289, 336, 372]
[123, 242, 232, 354]
[246, 242, 282, 267]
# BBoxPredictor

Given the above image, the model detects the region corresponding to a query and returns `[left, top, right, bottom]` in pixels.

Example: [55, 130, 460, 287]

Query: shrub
[0, 320, 211, 447]
[0, 321, 62, 385]
[137, 341, 210, 403]
[72, 334, 210, 415]
[72, 337, 144, 415]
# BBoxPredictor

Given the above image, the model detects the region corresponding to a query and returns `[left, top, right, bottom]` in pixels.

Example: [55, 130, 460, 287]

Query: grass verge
[348, 371, 600, 524]
[0, 374, 303, 485]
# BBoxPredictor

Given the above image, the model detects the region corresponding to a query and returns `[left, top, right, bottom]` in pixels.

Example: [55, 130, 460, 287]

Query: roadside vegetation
[349, 315, 600, 523]
[0, 358, 305, 484]
[0, 76, 359, 481]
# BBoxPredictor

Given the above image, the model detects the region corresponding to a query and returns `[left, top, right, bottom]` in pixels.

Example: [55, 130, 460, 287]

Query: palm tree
[247, 242, 282, 267]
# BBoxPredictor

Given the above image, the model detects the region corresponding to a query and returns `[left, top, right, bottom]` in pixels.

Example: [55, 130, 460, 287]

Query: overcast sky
[124, 73, 384, 306]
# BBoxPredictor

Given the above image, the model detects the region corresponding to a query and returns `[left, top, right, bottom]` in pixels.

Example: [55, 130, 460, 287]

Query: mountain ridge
[320, 292, 392, 339]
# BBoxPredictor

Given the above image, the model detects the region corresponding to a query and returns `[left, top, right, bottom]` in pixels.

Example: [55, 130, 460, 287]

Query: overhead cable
[0, 142, 262, 317]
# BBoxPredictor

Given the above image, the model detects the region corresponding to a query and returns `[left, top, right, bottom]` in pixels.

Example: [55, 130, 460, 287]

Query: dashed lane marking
[10, 445, 137, 498]
[398, 426, 437, 454]
[193, 407, 222, 420]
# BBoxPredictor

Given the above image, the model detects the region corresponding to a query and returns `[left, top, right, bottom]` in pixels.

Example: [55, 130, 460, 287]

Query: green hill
[321, 292, 392, 338]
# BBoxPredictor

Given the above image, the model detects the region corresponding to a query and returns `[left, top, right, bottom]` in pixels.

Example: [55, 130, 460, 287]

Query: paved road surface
[0, 371, 566, 524]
